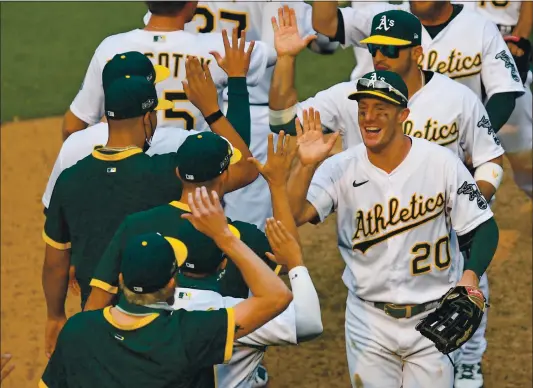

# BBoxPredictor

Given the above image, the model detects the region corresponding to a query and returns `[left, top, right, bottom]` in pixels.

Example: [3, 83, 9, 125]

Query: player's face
[357, 98, 405, 152]
[372, 46, 412, 75]
[409, 1, 449, 19]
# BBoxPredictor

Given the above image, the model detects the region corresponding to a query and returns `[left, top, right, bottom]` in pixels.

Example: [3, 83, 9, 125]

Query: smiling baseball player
[143, 1, 336, 231]
[286, 72, 499, 388]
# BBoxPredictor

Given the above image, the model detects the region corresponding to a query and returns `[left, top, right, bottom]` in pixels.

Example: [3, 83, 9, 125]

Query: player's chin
[361, 128, 384, 148]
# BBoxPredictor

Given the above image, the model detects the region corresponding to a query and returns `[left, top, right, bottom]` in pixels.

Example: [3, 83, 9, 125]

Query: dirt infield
[1, 117, 531, 388]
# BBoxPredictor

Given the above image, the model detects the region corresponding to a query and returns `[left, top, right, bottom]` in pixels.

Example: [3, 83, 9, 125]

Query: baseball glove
[504, 36, 532, 85]
[415, 286, 488, 354]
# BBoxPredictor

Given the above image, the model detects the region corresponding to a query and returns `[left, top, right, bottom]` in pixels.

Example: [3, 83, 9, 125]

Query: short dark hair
[146, 1, 188, 16]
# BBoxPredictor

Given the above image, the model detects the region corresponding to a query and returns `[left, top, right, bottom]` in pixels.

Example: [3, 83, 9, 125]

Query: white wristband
[474, 162, 504, 191]
[269, 105, 297, 126]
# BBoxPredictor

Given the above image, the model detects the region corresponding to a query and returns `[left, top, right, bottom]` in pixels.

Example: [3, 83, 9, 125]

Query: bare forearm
[42, 249, 70, 318]
[215, 235, 289, 298]
[312, 1, 339, 38]
[269, 184, 301, 244]
[269, 56, 298, 111]
[513, 1, 533, 38]
[288, 161, 318, 223]
[62, 109, 88, 141]
[84, 288, 114, 311]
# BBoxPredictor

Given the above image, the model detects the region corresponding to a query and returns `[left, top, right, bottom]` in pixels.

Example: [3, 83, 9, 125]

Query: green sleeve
[463, 217, 499, 278]
[43, 179, 71, 250]
[180, 309, 235, 366]
[89, 220, 129, 294]
[226, 77, 251, 146]
[485, 92, 518, 133]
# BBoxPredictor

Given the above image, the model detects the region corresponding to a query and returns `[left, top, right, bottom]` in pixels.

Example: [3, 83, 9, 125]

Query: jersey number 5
[410, 236, 451, 276]
[163, 91, 195, 131]
[194, 6, 248, 37]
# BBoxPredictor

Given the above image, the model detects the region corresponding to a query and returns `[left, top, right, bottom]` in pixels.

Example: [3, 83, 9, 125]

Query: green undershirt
[226, 77, 251, 146]
[485, 92, 517, 133]
[462, 217, 499, 279]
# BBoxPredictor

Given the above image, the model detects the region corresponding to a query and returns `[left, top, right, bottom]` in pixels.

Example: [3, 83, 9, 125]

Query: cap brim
[154, 65, 171, 83]
[164, 237, 188, 267]
[229, 147, 242, 165]
[348, 90, 402, 105]
[360, 35, 412, 46]
[154, 99, 174, 111]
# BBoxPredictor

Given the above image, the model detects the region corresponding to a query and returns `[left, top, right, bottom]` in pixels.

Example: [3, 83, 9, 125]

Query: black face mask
[142, 139, 151, 153]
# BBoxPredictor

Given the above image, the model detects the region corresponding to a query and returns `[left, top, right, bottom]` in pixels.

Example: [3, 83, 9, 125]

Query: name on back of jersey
[144, 51, 212, 79]
[351, 192, 445, 254]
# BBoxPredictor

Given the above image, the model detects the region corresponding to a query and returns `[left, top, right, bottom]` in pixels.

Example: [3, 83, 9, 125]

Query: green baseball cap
[349, 70, 409, 107]
[121, 232, 187, 294]
[102, 51, 170, 91]
[104, 75, 173, 120]
[360, 10, 422, 46]
[176, 132, 242, 183]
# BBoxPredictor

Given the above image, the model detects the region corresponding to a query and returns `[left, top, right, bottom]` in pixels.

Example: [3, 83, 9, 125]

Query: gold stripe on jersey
[91, 148, 142, 161]
[224, 307, 235, 363]
[419, 50, 482, 79]
[403, 119, 459, 147]
[39, 379, 48, 388]
[169, 201, 191, 212]
[42, 230, 71, 250]
[352, 193, 445, 253]
[103, 306, 159, 330]
[90, 279, 119, 294]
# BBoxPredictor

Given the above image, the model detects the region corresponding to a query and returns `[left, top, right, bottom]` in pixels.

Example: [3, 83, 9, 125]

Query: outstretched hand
[210, 29, 255, 77]
[181, 187, 233, 243]
[248, 131, 298, 187]
[265, 218, 303, 269]
[182, 56, 219, 117]
[272, 5, 317, 57]
[296, 108, 339, 165]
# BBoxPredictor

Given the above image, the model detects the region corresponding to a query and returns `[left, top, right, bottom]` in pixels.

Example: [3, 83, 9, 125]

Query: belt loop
[405, 306, 412, 319]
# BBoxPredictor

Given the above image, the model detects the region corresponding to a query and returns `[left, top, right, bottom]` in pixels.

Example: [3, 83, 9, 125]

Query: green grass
[0, 2, 355, 122]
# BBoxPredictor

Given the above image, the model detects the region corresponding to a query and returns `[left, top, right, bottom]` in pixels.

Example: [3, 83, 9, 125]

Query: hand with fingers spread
[248, 131, 298, 188]
[296, 108, 339, 166]
[265, 218, 303, 270]
[210, 29, 255, 78]
[272, 5, 317, 58]
[182, 56, 220, 117]
[181, 187, 234, 243]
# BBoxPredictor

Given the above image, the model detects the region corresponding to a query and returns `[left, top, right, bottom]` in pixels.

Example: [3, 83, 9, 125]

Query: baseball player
[286, 71, 499, 388]
[42, 66, 257, 358]
[85, 129, 298, 307]
[43, 34, 257, 210]
[269, 8, 504, 202]
[144, 1, 337, 231]
[312, 1, 528, 193]
[40, 215, 293, 387]
[62, 1, 276, 141]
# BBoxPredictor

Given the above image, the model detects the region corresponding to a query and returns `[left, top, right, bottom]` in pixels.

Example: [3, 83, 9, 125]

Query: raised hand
[181, 187, 233, 242]
[182, 56, 219, 117]
[210, 29, 255, 77]
[272, 5, 317, 57]
[296, 108, 339, 165]
[248, 131, 298, 187]
[265, 218, 303, 269]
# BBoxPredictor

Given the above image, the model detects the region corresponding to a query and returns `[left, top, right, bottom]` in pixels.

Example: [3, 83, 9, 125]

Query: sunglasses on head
[356, 78, 408, 105]
[367, 43, 412, 59]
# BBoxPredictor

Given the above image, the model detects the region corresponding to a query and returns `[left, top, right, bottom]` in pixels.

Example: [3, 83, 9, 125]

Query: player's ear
[218, 258, 228, 271]
[398, 107, 410, 123]
[412, 45, 423, 63]
[175, 167, 182, 179]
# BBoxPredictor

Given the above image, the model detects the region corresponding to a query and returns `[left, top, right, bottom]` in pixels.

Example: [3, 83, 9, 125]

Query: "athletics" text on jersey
[418, 49, 482, 79]
[403, 119, 459, 146]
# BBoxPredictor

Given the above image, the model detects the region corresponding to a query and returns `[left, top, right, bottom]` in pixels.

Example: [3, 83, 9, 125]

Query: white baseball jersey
[297, 71, 504, 165]
[339, 4, 525, 100]
[144, 1, 316, 105]
[41, 123, 196, 208]
[70, 29, 276, 132]
[306, 137, 493, 304]
[455, 0, 522, 32]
